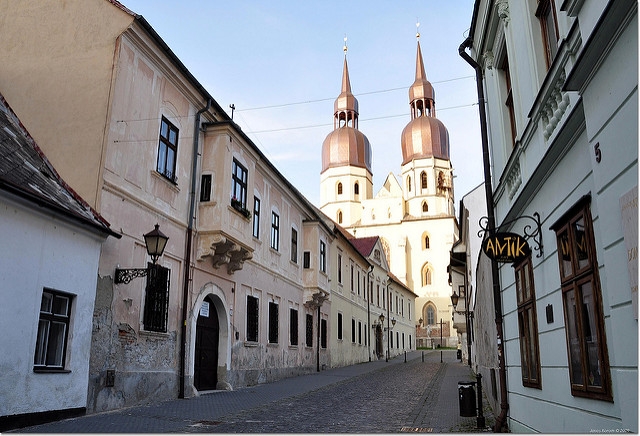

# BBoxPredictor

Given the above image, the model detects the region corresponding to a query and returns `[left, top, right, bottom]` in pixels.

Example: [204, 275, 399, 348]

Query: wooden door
[194, 296, 219, 391]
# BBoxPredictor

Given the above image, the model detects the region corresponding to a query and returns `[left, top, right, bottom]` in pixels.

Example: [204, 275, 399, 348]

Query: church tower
[320, 41, 373, 226]
[400, 39, 454, 219]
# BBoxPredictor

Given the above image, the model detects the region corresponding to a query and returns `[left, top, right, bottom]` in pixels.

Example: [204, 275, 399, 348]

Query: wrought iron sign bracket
[115, 267, 149, 284]
[478, 212, 543, 258]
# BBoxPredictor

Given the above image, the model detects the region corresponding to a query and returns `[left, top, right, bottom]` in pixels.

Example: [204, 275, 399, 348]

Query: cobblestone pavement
[12, 350, 495, 433]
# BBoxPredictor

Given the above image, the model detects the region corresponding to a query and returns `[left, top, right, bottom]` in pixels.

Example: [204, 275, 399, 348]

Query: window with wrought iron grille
[551, 197, 612, 401]
[515, 256, 542, 388]
[34, 289, 72, 370]
[268, 302, 279, 344]
[305, 313, 313, 347]
[289, 308, 298, 346]
[246, 296, 259, 342]
[143, 263, 170, 333]
[157, 117, 178, 182]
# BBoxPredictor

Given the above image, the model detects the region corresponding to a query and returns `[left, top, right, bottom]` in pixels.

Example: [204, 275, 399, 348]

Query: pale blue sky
[123, 0, 483, 206]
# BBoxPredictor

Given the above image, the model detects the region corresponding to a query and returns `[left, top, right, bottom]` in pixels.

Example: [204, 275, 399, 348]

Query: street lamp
[115, 224, 169, 284]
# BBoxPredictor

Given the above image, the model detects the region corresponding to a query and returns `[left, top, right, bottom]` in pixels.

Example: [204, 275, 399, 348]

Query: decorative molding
[541, 71, 570, 140]
[506, 159, 522, 200]
[496, 0, 510, 25]
[483, 51, 495, 70]
[197, 231, 253, 274]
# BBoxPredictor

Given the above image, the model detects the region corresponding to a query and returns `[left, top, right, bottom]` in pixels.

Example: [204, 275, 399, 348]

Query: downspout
[386, 279, 390, 362]
[179, 98, 212, 398]
[458, 37, 509, 432]
[366, 265, 373, 361]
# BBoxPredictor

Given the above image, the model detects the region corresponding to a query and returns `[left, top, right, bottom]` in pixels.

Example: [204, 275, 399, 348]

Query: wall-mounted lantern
[115, 224, 169, 284]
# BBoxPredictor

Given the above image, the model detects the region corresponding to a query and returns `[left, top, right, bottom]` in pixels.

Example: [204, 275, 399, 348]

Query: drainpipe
[179, 98, 212, 399]
[459, 37, 509, 432]
[386, 279, 390, 362]
[366, 265, 373, 361]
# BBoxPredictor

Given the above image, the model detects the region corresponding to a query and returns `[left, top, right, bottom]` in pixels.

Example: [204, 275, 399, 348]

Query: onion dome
[321, 56, 372, 174]
[401, 41, 450, 165]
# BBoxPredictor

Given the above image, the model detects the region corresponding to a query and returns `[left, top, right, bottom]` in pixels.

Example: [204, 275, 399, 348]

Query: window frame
[34, 289, 72, 371]
[246, 295, 259, 342]
[305, 313, 314, 347]
[337, 312, 343, 341]
[142, 263, 170, 333]
[157, 117, 178, 183]
[290, 227, 298, 263]
[231, 159, 248, 210]
[268, 301, 279, 344]
[289, 308, 298, 346]
[500, 55, 517, 149]
[271, 211, 280, 251]
[514, 256, 542, 388]
[536, 0, 559, 69]
[200, 174, 212, 202]
[252, 197, 261, 239]
[551, 197, 612, 401]
[320, 240, 327, 273]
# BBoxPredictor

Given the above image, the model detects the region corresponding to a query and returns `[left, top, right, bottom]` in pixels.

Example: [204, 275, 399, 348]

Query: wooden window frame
[514, 256, 542, 388]
[199, 174, 212, 202]
[268, 301, 279, 344]
[290, 228, 298, 263]
[320, 240, 327, 273]
[289, 308, 298, 346]
[551, 197, 612, 401]
[231, 159, 248, 210]
[157, 117, 178, 183]
[500, 56, 517, 149]
[252, 197, 261, 239]
[536, 0, 559, 69]
[270, 212, 280, 251]
[34, 289, 72, 371]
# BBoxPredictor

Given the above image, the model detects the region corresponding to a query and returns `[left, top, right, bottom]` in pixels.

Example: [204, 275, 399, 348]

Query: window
[271, 212, 280, 251]
[289, 308, 298, 346]
[421, 171, 428, 190]
[552, 198, 611, 400]
[337, 254, 342, 284]
[303, 251, 310, 269]
[143, 263, 170, 333]
[350, 264, 354, 292]
[200, 174, 212, 202]
[351, 318, 356, 343]
[338, 210, 343, 224]
[157, 117, 178, 182]
[305, 314, 313, 346]
[422, 264, 432, 286]
[424, 235, 430, 249]
[358, 321, 362, 345]
[357, 270, 361, 296]
[422, 202, 428, 213]
[537, 0, 559, 69]
[252, 197, 261, 238]
[500, 55, 517, 148]
[320, 241, 326, 273]
[34, 289, 72, 369]
[268, 302, 279, 344]
[231, 159, 248, 209]
[246, 296, 259, 342]
[321, 319, 327, 348]
[337, 182, 343, 195]
[515, 256, 542, 388]
[426, 305, 436, 325]
[337, 312, 343, 340]
[291, 228, 298, 263]
[407, 176, 412, 192]
[354, 182, 359, 196]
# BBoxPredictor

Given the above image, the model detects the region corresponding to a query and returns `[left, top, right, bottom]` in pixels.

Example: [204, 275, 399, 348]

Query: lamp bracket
[478, 212, 543, 257]
[115, 268, 149, 284]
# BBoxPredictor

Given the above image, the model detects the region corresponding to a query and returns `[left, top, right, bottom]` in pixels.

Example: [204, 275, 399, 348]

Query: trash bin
[457, 349, 462, 360]
[458, 381, 477, 417]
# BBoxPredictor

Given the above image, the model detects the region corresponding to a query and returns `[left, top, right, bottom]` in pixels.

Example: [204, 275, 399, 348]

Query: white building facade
[462, 0, 637, 432]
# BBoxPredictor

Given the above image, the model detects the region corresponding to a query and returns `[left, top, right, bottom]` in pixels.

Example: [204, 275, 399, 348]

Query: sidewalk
[11, 350, 495, 433]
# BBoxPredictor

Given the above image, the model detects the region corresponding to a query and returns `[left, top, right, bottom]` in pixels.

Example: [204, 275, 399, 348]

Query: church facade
[320, 39, 459, 347]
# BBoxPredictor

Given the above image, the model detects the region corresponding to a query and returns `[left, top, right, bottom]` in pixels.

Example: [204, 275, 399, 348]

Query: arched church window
[423, 234, 430, 249]
[422, 264, 432, 286]
[422, 201, 428, 213]
[408, 176, 412, 192]
[337, 182, 343, 195]
[354, 182, 359, 196]
[338, 210, 343, 224]
[421, 171, 428, 190]
[426, 305, 435, 325]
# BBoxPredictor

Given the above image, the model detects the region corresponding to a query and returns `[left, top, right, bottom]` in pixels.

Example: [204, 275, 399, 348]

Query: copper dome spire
[321, 46, 372, 174]
[401, 40, 450, 165]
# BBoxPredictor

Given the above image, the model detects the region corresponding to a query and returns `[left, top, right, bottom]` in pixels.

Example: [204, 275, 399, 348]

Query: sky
[122, 0, 484, 208]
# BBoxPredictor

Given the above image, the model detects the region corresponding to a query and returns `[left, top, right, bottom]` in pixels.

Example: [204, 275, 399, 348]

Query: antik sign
[482, 232, 531, 263]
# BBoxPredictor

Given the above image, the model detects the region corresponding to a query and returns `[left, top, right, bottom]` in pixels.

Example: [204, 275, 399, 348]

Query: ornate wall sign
[482, 232, 531, 263]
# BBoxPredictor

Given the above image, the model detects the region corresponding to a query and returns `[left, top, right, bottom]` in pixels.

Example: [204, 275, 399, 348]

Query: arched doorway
[194, 295, 219, 391]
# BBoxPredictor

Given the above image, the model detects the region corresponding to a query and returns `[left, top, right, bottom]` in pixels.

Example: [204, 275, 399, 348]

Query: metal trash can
[458, 381, 477, 417]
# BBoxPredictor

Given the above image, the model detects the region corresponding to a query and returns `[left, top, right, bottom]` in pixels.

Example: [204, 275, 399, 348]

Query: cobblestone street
[13, 350, 494, 433]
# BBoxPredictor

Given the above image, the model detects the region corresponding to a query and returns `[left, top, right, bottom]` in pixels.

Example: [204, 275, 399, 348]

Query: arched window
[337, 210, 343, 224]
[354, 182, 359, 195]
[422, 201, 428, 213]
[407, 176, 412, 192]
[426, 305, 436, 325]
[422, 264, 432, 286]
[422, 234, 430, 250]
[337, 182, 343, 195]
[421, 171, 428, 190]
